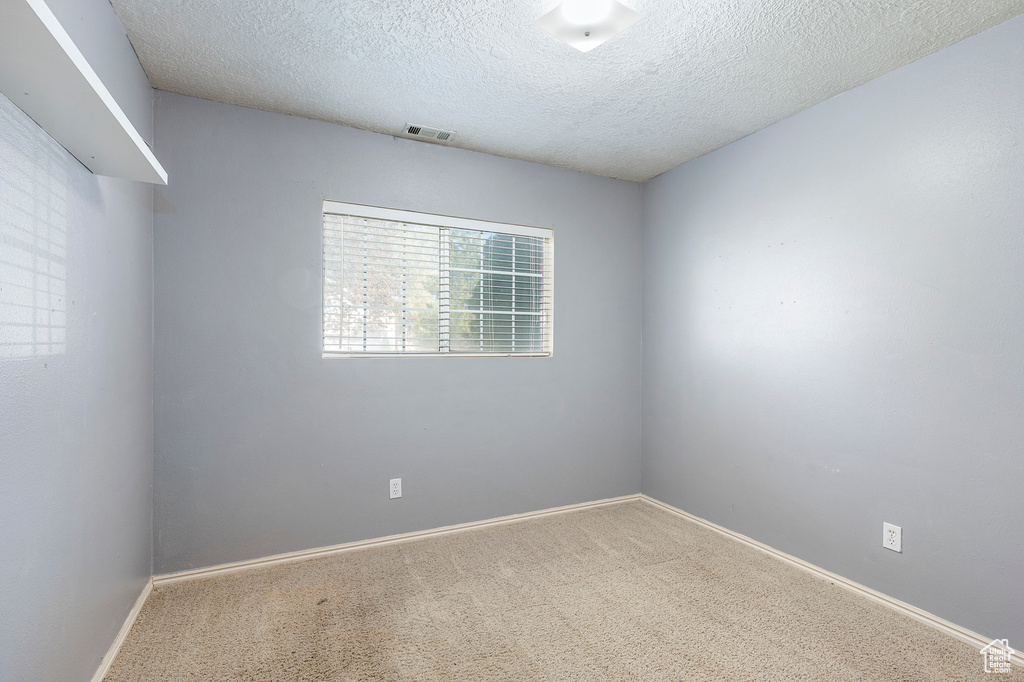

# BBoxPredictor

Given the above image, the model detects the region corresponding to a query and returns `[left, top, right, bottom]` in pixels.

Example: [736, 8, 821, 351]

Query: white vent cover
[400, 123, 456, 144]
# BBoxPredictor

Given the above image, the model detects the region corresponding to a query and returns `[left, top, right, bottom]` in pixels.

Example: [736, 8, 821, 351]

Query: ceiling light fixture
[561, 0, 613, 25]
[534, 0, 642, 53]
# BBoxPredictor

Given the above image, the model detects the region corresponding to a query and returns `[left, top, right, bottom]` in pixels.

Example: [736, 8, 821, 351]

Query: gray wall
[642, 15, 1024, 645]
[0, 2, 154, 678]
[152, 92, 642, 573]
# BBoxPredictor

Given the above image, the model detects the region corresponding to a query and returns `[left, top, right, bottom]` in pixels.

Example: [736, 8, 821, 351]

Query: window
[323, 201, 554, 357]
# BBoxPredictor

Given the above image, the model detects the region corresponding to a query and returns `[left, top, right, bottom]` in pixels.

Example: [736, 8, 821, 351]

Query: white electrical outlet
[389, 478, 402, 499]
[883, 522, 902, 553]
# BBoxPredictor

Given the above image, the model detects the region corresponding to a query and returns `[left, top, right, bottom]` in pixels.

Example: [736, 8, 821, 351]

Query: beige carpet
[105, 501, 1020, 681]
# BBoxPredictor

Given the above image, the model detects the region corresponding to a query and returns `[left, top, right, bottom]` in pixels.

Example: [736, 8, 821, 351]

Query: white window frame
[322, 200, 554, 358]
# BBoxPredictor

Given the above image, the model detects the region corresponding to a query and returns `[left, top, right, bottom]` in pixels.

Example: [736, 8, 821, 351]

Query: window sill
[322, 352, 552, 359]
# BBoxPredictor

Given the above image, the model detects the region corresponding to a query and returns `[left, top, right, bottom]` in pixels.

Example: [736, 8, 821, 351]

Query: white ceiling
[109, 0, 1024, 182]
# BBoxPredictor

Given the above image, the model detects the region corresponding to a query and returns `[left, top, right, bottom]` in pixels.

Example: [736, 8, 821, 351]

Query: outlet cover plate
[390, 478, 402, 499]
[883, 522, 902, 553]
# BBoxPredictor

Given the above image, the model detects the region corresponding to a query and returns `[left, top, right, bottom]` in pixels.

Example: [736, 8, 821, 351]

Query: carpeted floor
[104, 501, 1021, 681]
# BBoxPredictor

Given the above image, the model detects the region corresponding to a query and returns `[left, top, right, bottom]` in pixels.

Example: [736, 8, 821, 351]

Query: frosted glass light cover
[533, 0, 643, 53]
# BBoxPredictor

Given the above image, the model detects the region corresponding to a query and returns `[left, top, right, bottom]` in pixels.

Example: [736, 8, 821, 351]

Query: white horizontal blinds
[448, 229, 551, 354]
[438, 228, 451, 353]
[323, 214, 441, 353]
[323, 203, 552, 356]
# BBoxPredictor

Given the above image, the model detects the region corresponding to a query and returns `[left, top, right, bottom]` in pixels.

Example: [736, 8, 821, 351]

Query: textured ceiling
[109, 0, 1024, 182]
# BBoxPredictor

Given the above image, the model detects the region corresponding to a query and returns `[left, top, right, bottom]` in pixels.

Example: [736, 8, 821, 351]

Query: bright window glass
[323, 202, 553, 357]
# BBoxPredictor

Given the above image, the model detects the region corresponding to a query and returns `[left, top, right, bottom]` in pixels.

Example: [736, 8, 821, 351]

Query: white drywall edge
[0, 0, 167, 185]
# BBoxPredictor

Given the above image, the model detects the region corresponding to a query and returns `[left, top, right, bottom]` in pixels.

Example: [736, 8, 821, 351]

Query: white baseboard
[119, 493, 1020, 672]
[90, 578, 152, 682]
[152, 494, 642, 586]
[640, 495, 1023, 668]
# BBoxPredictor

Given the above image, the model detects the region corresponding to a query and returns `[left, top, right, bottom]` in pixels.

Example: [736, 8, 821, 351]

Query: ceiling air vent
[400, 123, 456, 144]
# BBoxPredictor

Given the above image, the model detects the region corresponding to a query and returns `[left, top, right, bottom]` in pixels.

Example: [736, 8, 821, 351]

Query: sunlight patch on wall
[0, 96, 68, 358]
